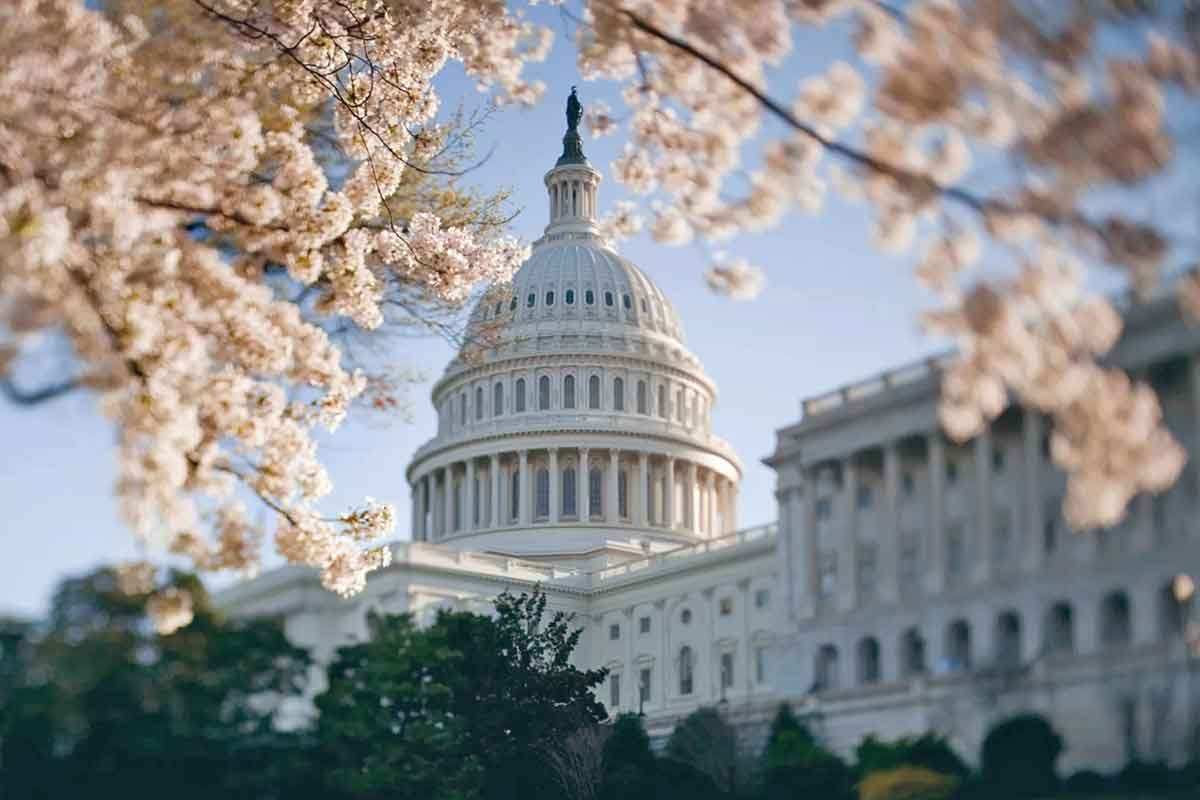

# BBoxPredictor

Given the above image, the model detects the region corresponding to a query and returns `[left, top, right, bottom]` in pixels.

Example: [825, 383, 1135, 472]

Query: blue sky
[0, 8, 944, 617]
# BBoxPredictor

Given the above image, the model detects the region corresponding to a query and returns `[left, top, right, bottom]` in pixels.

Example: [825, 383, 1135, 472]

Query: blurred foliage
[978, 713, 1064, 799]
[761, 705, 855, 800]
[858, 765, 958, 800]
[855, 732, 969, 782]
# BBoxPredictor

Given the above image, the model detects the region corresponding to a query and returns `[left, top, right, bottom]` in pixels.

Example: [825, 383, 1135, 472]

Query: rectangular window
[819, 552, 837, 598]
[946, 461, 959, 485]
[815, 497, 833, 521]
[609, 623, 620, 641]
[719, 597, 733, 616]
[720, 652, 734, 689]
[639, 615, 651, 634]
[857, 543, 877, 595]
[901, 472, 915, 497]
[856, 485, 873, 510]
[755, 646, 767, 684]
[754, 589, 770, 609]
[639, 668, 651, 703]
[993, 508, 1012, 563]
[947, 523, 964, 580]
[610, 673, 620, 707]
[992, 447, 1006, 472]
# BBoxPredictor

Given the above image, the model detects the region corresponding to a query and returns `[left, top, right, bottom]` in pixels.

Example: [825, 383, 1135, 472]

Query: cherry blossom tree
[0, 0, 548, 631]
[569, 0, 1198, 532]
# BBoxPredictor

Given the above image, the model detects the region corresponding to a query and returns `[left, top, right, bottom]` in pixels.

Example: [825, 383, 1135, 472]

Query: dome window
[585, 289, 595, 306]
[623, 294, 632, 310]
[526, 292, 536, 308]
[546, 290, 555, 306]
[565, 289, 575, 305]
[604, 291, 614, 307]
[509, 296, 517, 311]
[494, 301, 503, 316]
[640, 298, 648, 313]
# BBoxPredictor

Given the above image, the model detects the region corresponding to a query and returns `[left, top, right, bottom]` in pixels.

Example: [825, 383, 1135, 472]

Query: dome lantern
[542, 88, 602, 241]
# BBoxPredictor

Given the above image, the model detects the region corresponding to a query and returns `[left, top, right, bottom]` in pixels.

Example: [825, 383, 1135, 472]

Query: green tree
[665, 706, 744, 797]
[599, 713, 657, 800]
[761, 705, 854, 800]
[979, 713, 1064, 799]
[316, 612, 481, 800]
[0, 568, 315, 800]
[854, 733, 968, 781]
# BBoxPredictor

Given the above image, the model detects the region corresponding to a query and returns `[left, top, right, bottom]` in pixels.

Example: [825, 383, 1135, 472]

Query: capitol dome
[405, 90, 742, 564]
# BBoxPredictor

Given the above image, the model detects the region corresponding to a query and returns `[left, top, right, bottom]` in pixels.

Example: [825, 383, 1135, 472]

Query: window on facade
[815, 497, 833, 521]
[1043, 507, 1059, 555]
[546, 290, 555, 306]
[856, 485, 873, 510]
[720, 652, 735, 689]
[819, 552, 837, 598]
[637, 380, 648, 414]
[945, 619, 972, 672]
[526, 292, 535, 308]
[993, 508, 1013, 564]
[610, 673, 620, 707]
[589, 468, 603, 517]
[613, 377, 624, 411]
[538, 375, 551, 411]
[515, 378, 526, 412]
[493, 382, 503, 417]
[658, 385, 667, 418]
[494, 301, 502, 317]
[585, 289, 595, 305]
[459, 392, 467, 426]
[605, 290, 614, 307]
[639, 615, 651, 634]
[510, 471, 520, 522]
[641, 298, 649, 313]
[946, 461, 959, 484]
[509, 296, 517, 311]
[680, 608, 692, 625]
[992, 447, 1006, 472]
[623, 293, 632, 309]
[588, 375, 601, 409]
[719, 597, 734, 616]
[755, 589, 770, 609]
[562, 374, 575, 409]
[946, 523, 965, 577]
[1101, 591, 1132, 648]
[1045, 602, 1075, 654]
[452, 479, 462, 532]
[815, 645, 840, 691]
[995, 611, 1022, 670]
[901, 628, 926, 677]
[639, 668, 652, 702]
[565, 288, 576, 305]
[535, 468, 550, 519]
[562, 467, 577, 517]
[609, 623, 620, 641]
[675, 389, 683, 421]
[473, 475, 482, 527]
[858, 637, 881, 684]
[618, 470, 629, 518]
[902, 472, 915, 496]
[755, 646, 767, 683]
[679, 647, 694, 695]
[474, 386, 484, 420]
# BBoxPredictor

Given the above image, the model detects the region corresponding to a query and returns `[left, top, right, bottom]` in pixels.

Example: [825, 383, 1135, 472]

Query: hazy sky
[0, 9, 943, 617]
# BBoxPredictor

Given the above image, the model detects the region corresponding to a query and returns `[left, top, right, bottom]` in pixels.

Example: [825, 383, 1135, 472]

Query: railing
[586, 523, 777, 585]
[801, 353, 955, 419]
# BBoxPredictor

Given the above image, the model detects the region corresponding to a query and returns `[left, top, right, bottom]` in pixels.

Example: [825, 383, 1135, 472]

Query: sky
[0, 8, 945, 618]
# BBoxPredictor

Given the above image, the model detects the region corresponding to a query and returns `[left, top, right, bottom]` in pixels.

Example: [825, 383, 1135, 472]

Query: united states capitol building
[221, 96, 1200, 772]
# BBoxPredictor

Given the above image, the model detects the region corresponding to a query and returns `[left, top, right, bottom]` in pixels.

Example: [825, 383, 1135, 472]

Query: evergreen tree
[599, 713, 657, 800]
[665, 706, 743, 797]
[979, 713, 1064, 799]
[761, 705, 854, 800]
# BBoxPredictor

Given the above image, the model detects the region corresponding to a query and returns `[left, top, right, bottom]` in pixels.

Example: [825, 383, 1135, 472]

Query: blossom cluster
[576, 0, 1197, 529]
[0, 0, 546, 625]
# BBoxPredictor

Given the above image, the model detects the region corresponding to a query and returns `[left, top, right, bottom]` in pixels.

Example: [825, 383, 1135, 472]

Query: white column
[973, 430, 992, 585]
[410, 483, 420, 541]
[464, 459, 475, 531]
[549, 448, 560, 524]
[518, 450, 530, 526]
[1022, 412, 1044, 573]
[578, 447, 589, 520]
[443, 464, 454, 535]
[686, 462, 699, 534]
[797, 471, 816, 618]
[838, 459, 858, 613]
[657, 598, 669, 705]
[881, 442, 900, 605]
[739, 578, 752, 695]
[730, 482, 739, 531]
[1191, 357, 1200, 499]
[607, 449, 620, 523]
[638, 452, 650, 527]
[664, 456, 676, 529]
[418, 476, 429, 541]
[705, 472, 716, 537]
[490, 454, 501, 528]
[926, 434, 946, 594]
[623, 607, 634, 707]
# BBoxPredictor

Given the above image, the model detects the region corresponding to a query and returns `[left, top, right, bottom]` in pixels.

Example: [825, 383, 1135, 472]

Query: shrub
[858, 766, 957, 800]
[855, 733, 969, 781]
[979, 714, 1063, 798]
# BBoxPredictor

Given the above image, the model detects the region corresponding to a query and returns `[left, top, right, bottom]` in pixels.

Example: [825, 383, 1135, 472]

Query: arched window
[675, 389, 684, 421]
[637, 380, 648, 414]
[604, 290, 614, 307]
[1100, 590, 1132, 648]
[613, 377, 625, 411]
[538, 375, 551, 410]
[459, 392, 467, 426]
[585, 289, 595, 305]
[900, 628, 926, 677]
[858, 637, 881, 684]
[588, 375, 601, 409]
[545, 290, 555, 306]
[815, 644, 840, 691]
[623, 293, 632, 310]
[658, 385, 667, 417]
[563, 374, 576, 409]
[510, 471, 520, 522]
[618, 469, 629, 518]
[945, 619, 972, 672]
[475, 386, 483, 420]
[509, 296, 517, 311]
[589, 468, 603, 517]
[494, 301, 502, 316]
[535, 468, 550, 519]
[679, 646, 694, 695]
[453, 478, 462, 532]
[493, 382, 503, 416]
[640, 298, 648, 313]
[1045, 602, 1075, 655]
[565, 288, 576, 305]
[995, 610, 1022, 669]
[562, 467, 577, 517]
[515, 378, 526, 412]
[1160, 578, 1190, 641]
[526, 292, 536, 308]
